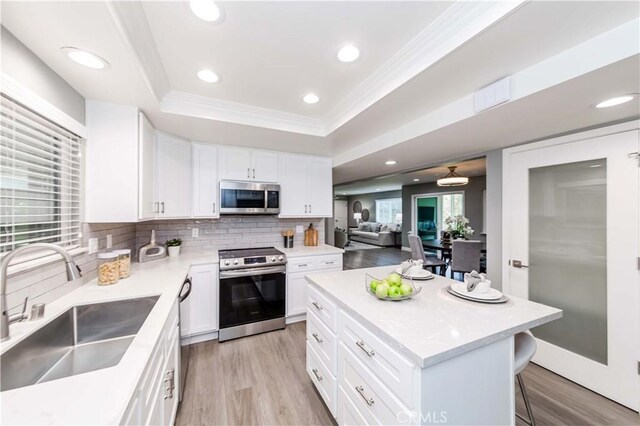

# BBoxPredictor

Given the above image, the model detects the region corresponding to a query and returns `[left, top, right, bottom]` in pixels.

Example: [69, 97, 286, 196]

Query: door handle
[511, 260, 529, 268]
[312, 332, 323, 344]
[355, 386, 374, 406]
[312, 368, 323, 382]
[161, 201, 165, 214]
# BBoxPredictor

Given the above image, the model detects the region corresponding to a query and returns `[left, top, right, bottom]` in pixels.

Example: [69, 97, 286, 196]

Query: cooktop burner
[218, 247, 287, 270]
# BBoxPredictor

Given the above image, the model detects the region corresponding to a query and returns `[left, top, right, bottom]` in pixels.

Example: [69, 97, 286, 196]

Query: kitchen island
[304, 266, 562, 425]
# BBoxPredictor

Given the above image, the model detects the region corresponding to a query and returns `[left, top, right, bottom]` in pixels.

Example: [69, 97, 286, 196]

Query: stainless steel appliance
[218, 247, 287, 342]
[219, 181, 280, 215]
[177, 276, 192, 401]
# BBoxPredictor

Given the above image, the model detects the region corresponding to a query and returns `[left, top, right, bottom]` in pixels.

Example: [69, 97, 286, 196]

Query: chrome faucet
[1, 243, 82, 342]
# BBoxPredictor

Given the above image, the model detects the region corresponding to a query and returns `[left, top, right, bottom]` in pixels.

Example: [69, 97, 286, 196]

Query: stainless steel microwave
[219, 181, 280, 214]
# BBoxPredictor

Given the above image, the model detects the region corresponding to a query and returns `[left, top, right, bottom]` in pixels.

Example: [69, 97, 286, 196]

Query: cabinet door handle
[253, 168, 255, 179]
[312, 368, 323, 382]
[312, 301, 323, 311]
[247, 168, 251, 178]
[161, 201, 165, 214]
[154, 202, 159, 214]
[355, 385, 374, 406]
[312, 332, 323, 343]
[213, 202, 216, 213]
[164, 369, 175, 399]
[304, 204, 308, 213]
[309, 204, 311, 214]
[356, 340, 375, 357]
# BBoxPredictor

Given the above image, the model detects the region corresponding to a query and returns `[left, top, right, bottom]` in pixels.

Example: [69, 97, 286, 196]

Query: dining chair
[450, 240, 482, 280]
[408, 235, 447, 276]
[514, 331, 537, 426]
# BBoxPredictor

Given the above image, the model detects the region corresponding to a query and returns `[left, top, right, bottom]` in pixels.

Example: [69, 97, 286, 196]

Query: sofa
[348, 222, 398, 247]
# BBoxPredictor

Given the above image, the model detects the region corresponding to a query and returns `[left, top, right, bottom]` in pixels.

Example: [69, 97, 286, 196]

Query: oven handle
[219, 266, 286, 279]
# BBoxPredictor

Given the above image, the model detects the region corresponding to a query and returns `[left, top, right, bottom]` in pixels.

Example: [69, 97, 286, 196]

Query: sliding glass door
[412, 192, 464, 241]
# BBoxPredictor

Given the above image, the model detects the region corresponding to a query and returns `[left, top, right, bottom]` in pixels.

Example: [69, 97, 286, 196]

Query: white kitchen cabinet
[279, 154, 333, 217]
[192, 143, 219, 217]
[180, 264, 218, 338]
[156, 132, 191, 218]
[219, 147, 279, 182]
[139, 113, 157, 220]
[287, 254, 342, 321]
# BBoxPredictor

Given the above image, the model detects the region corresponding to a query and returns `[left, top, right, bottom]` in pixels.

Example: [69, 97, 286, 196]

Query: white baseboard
[286, 314, 306, 324]
[181, 330, 218, 346]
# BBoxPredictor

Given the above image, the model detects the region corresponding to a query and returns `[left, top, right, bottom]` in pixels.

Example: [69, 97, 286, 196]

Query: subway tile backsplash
[5, 217, 325, 315]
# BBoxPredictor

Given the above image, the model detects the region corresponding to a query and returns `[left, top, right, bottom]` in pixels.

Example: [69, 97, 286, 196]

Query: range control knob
[278, 255, 284, 261]
[233, 259, 239, 265]
[224, 260, 230, 266]
[271, 256, 276, 262]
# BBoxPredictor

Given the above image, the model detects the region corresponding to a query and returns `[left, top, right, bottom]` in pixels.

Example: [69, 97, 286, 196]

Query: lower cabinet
[287, 254, 342, 321]
[121, 299, 180, 426]
[180, 264, 218, 342]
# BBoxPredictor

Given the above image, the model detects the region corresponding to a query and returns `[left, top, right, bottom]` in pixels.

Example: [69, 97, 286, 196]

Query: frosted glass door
[504, 128, 639, 410]
[528, 159, 607, 364]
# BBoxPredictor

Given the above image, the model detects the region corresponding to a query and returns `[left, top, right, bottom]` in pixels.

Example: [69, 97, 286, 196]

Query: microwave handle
[264, 189, 268, 212]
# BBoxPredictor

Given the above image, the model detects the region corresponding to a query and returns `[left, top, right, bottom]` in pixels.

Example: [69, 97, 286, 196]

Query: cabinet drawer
[338, 385, 369, 426]
[339, 310, 416, 405]
[165, 301, 179, 356]
[314, 254, 342, 270]
[307, 285, 338, 332]
[140, 337, 165, 414]
[307, 342, 337, 417]
[307, 310, 338, 375]
[287, 256, 318, 272]
[339, 342, 412, 425]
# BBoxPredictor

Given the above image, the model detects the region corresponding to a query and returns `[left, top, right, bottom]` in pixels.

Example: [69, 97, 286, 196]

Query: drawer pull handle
[355, 385, 374, 406]
[312, 368, 323, 381]
[312, 301, 323, 311]
[325, 261, 335, 264]
[356, 340, 375, 357]
[312, 332, 323, 343]
[298, 264, 308, 267]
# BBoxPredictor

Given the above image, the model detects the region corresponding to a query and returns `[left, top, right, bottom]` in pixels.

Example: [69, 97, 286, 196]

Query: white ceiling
[334, 158, 486, 196]
[1, 1, 639, 181]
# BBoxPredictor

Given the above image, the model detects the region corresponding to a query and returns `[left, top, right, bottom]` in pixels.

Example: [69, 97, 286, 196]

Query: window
[441, 193, 464, 223]
[1, 94, 83, 255]
[375, 198, 402, 224]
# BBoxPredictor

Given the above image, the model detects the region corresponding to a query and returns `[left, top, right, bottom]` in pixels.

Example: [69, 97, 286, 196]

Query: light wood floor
[176, 322, 638, 426]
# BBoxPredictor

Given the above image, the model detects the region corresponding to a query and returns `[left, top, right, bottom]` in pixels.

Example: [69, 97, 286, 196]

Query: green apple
[388, 273, 402, 287]
[388, 286, 401, 299]
[375, 284, 389, 299]
[369, 279, 380, 292]
[399, 283, 413, 295]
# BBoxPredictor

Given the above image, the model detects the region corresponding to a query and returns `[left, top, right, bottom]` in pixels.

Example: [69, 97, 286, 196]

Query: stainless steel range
[218, 247, 287, 342]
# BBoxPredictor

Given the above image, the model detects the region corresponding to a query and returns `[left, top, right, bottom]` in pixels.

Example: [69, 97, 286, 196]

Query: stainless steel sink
[1, 296, 159, 392]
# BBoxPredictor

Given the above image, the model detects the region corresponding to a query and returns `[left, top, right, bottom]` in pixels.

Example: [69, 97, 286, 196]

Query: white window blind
[1, 94, 83, 255]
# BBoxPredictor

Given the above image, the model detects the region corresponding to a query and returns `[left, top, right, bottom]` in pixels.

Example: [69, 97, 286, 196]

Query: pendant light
[437, 166, 469, 187]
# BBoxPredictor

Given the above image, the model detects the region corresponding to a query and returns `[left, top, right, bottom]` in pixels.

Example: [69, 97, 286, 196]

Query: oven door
[219, 266, 286, 329]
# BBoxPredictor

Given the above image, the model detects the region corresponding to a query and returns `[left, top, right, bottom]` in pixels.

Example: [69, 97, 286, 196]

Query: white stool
[514, 331, 537, 426]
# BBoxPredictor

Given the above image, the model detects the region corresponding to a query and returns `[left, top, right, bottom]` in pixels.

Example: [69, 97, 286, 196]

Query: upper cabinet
[279, 155, 332, 217]
[192, 143, 219, 218]
[219, 147, 279, 182]
[156, 133, 191, 218]
[138, 113, 156, 220]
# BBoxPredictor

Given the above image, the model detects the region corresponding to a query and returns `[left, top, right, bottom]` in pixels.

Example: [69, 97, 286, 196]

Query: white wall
[1, 26, 85, 124]
[485, 149, 503, 290]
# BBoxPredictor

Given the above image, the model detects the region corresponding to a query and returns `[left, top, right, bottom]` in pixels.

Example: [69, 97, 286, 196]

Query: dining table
[422, 238, 487, 254]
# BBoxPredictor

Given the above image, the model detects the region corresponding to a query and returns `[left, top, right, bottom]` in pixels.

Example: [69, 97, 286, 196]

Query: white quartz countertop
[277, 243, 344, 257]
[0, 251, 218, 425]
[305, 266, 562, 368]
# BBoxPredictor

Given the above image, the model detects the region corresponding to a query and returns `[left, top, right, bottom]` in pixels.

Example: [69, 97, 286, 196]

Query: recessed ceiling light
[303, 93, 319, 104]
[376, 188, 381, 191]
[413, 178, 420, 182]
[61, 47, 108, 70]
[595, 95, 634, 108]
[342, 193, 347, 195]
[190, 0, 222, 22]
[337, 44, 360, 63]
[198, 69, 219, 83]
[385, 160, 397, 165]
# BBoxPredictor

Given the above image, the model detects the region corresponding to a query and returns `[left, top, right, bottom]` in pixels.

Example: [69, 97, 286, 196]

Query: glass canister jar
[97, 253, 119, 285]
[113, 249, 131, 279]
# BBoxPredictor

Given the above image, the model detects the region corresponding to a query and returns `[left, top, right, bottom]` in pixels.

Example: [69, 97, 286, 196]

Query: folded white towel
[464, 270, 487, 292]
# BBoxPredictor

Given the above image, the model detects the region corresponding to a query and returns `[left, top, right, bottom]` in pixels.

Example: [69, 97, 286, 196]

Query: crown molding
[106, 1, 171, 102]
[1, 73, 87, 138]
[161, 91, 326, 136]
[156, 1, 525, 136]
[323, 0, 526, 134]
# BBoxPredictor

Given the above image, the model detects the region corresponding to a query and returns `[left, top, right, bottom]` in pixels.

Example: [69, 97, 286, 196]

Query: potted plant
[444, 215, 474, 240]
[165, 238, 182, 257]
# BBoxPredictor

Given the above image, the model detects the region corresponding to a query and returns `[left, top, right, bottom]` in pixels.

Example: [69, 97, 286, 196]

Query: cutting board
[304, 224, 318, 246]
